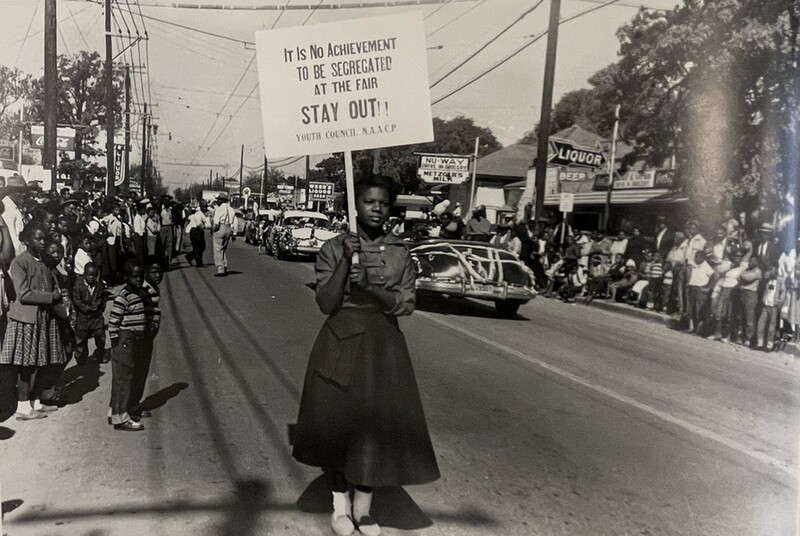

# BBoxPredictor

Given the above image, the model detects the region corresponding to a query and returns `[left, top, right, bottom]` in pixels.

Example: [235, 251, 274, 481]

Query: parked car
[409, 239, 536, 318]
[271, 210, 341, 259]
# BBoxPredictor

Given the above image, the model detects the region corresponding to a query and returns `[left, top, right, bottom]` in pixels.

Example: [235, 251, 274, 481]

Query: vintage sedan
[409, 239, 536, 318]
[272, 210, 341, 259]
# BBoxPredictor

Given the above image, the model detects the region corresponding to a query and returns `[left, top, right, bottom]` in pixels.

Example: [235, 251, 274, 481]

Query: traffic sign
[547, 138, 605, 169]
[559, 192, 575, 213]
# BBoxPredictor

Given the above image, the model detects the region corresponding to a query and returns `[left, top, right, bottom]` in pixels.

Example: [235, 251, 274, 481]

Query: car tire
[495, 300, 522, 319]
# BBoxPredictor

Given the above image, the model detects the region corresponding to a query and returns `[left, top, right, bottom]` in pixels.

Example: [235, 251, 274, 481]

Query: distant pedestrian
[108, 260, 147, 431]
[755, 266, 785, 351]
[211, 194, 236, 276]
[736, 255, 762, 346]
[292, 175, 439, 536]
[72, 262, 107, 364]
[186, 203, 209, 267]
[160, 199, 174, 269]
[145, 206, 160, 257]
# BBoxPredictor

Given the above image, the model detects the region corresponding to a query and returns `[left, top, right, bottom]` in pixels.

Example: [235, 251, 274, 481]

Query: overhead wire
[64, 0, 92, 50]
[431, 0, 622, 105]
[430, 0, 545, 88]
[427, 0, 486, 37]
[424, 0, 452, 20]
[13, 0, 41, 68]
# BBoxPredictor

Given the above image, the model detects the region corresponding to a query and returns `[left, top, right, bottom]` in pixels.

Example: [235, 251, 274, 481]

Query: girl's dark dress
[292, 232, 440, 487]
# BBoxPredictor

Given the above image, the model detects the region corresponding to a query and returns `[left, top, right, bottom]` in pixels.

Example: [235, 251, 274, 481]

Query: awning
[544, 189, 687, 206]
[504, 180, 527, 190]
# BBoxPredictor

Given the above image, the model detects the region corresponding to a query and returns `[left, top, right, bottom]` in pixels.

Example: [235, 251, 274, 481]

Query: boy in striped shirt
[128, 258, 163, 421]
[108, 260, 147, 431]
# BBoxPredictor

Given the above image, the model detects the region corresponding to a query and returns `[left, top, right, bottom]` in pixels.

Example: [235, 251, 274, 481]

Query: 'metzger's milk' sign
[417, 154, 471, 184]
[547, 139, 606, 169]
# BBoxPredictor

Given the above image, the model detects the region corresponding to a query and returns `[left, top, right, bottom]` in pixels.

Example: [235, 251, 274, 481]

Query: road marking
[416, 310, 796, 479]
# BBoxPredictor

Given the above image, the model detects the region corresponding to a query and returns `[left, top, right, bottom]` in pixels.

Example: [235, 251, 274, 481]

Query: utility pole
[261, 155, 267, 206]
[533, 0, 561, 225]
[44, 0, 58, 191]
[603, 104, 621, 232]
[239, 144, 244, 196]
[123, 66, 131, 196]
[105, 0, 115, 196]
[209, 168, 212, 191]
[141, 103, 148, 196]
[17, 104, 24, 173]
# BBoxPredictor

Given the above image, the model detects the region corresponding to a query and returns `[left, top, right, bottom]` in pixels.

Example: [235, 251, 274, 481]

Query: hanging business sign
[417, 154, 471, 184]
[30, 125, 76, 151]
[547, 138, 606, 169]
[277, 184, 295, 195]
[594, 169, 658, 190]
[113, 144, 125, 187]
[255, 12, 433, 157]
[0, 139, 14, 162]
[308, 181, 334, 201]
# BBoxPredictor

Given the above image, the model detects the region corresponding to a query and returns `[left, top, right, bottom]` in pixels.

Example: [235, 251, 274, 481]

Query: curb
[586, 298, 800, 358]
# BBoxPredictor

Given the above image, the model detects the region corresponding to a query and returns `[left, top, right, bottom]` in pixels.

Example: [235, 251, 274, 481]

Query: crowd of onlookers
[0, 176, 181, 429]
[391, 201, 800, 354]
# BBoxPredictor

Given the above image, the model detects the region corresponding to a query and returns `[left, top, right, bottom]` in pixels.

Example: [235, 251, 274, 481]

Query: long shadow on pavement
[137, 382, 189, 412]
[55, 361, 105, 406]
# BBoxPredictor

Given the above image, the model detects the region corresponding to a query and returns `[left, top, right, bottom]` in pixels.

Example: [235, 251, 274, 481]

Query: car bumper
[295, 245, 320, 255]
[416, 279, 536, 302]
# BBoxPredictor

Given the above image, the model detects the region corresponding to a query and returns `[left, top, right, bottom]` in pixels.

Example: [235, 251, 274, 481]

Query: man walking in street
[186, 203, 209, 268]
[212, 194, 236, 277]
[159, 197, 174, 270]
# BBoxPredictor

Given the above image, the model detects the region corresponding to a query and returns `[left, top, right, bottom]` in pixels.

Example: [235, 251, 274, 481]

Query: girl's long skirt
[0, 309, 68, 367]
[292, 308, 440, 488]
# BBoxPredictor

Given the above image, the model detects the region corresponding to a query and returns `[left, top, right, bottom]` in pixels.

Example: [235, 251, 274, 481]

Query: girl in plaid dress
[1, 221, 68, 420]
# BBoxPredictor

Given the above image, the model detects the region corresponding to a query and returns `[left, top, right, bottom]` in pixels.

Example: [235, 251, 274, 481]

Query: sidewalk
[586, 297, 800, 359]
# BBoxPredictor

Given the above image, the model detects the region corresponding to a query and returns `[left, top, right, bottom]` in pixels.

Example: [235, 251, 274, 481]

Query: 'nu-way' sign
[547, 138, 606, 169]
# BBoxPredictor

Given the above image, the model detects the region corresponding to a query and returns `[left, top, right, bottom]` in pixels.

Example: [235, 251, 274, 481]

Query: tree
[0, 65, 32, 142]
[27, 51, 122, 160]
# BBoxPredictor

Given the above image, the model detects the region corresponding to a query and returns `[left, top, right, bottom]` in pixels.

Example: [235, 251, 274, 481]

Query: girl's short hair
[354, 175, 398, 205]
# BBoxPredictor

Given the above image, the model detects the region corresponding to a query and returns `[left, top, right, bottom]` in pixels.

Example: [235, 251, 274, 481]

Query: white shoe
[331, 492, 354, 536]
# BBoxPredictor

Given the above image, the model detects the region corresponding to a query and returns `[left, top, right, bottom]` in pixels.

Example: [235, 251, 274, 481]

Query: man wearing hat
[159, 196, 175, 269]
[654, 216, 673, 261]
[2, 178, 28, 255]
[185, 202, 210, 267]
[211, 193, 236, 276]
[753, 222, 780, 269]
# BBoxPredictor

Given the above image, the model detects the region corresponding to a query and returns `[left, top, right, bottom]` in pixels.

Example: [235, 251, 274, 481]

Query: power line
[91, 0, 480, 10]
[427, 0, 486, 37]
[430, 0, 545, 89]
[432, 0, 622, 105]
[424, 0, 452, 20]
[64, 0, 92, 50]
[13, 0, 41, 68]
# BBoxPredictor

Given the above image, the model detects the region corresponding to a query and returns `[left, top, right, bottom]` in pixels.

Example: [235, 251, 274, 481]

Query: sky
[0, 0, 680, 190]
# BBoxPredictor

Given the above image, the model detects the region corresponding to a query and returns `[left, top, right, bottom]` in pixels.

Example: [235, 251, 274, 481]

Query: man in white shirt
[133, 200, 149, 264]
[104, 205, 123, 282]
[2, 189, 27, 255]
[212, 195, 236, 276]
[185, 203, 210, 267]
[159, 198, 174, 268]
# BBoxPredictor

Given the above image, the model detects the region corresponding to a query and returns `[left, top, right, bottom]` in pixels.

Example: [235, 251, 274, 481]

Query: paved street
[1, 238, 799, 536]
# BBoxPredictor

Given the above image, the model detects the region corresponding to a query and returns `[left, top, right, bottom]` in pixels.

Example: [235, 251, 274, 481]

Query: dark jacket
[7, 250, 58, 324]
[654, 228, 674, 260]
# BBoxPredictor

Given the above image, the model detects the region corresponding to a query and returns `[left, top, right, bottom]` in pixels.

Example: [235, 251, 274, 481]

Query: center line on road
[416, 310, 796, 480]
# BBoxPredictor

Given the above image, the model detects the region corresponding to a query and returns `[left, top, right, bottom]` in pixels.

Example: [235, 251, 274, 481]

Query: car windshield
[284, 216, 328, 229]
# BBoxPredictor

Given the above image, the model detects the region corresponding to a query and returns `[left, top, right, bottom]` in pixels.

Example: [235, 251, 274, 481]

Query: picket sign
[255, 11, 435, 263]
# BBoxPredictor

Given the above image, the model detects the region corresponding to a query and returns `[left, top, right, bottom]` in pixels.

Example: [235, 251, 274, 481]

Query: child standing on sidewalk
[1, 222, 68, 420]
[108, 260, 147, 431]
[128, 258, 162, 421]
[755, 266, 786, 351]
[72, 262, 108, 364]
